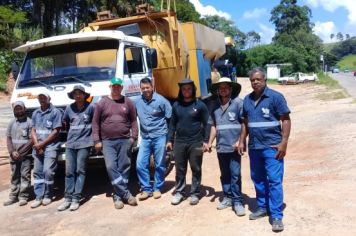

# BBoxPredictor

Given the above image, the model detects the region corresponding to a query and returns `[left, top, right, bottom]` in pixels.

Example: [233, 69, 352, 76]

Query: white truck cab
[11, 30, 158, 160]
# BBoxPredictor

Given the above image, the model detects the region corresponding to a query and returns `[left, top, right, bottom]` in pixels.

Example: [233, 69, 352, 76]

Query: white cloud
[258, 23, 275, 44]
[243, 8, 267, 19]
[313, 21, 338, 43]
[189, 0, 231, 19]
[304, 0, 356, 26]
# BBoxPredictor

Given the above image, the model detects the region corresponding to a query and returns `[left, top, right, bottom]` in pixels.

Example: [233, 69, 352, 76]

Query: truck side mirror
[12, 62, 19, 81]
[146, 49, 158, 69]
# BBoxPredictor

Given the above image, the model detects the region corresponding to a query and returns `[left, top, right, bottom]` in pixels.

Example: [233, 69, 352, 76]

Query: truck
[10, 3, 229, 176]
[278, 72, 318, 85]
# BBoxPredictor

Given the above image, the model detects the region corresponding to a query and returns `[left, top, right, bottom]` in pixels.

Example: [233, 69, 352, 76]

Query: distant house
[266, 63, 292, 79]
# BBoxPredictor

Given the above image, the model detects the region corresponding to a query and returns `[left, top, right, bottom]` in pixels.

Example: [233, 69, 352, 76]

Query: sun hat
[208, 77, 241, 97]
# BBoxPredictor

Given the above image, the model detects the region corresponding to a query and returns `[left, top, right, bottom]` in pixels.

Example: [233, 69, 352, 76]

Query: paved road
[0, 104, 13, 137]
[328, 71, 356, 98]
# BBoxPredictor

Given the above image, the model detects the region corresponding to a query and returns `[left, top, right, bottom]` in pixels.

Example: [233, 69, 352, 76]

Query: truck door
[122, 44, 149, 100]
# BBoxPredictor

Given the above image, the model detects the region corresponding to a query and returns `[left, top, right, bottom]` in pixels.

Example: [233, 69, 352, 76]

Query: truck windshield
[17, 40, 119, 89]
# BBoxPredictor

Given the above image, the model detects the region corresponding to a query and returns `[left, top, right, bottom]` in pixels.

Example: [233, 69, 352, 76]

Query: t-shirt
[168, 99, 210, 144]
[63, 101, 95, 149]
[92, 96, 138, 142]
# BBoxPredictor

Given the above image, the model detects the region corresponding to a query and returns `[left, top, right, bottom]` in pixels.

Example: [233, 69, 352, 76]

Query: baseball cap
[13, 101, 25, 108]
[37, 90, 51, 98]
[110, 77, 123, 86]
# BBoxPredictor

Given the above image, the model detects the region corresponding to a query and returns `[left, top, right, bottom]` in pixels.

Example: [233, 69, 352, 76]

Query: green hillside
[323, 41, 341, 53]
[335, 54, 356, 72]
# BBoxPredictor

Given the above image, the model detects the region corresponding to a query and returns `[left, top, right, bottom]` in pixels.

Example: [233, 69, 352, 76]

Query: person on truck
[166, 78, 210, 206]
[3, 101, 33, 207]
[57, 85, 95, 211]
[237, 67, 291, 232]
[92, 78, 138, 209]
[206, 78, 246, 216]
[135, 77, 172, 201]
[31, 91, 63, 208]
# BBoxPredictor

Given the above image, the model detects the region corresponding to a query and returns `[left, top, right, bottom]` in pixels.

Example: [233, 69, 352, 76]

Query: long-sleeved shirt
[168, 99, 210, 144]
[92, 96, 138, 143]
[63, 101, 95, 149]
[7, 117, 33, 159]
[134, 92, 172, 139]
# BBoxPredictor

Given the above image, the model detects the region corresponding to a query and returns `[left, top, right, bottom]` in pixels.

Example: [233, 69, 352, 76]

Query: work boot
[249, 209, 268, 220]
[42, 198, 52, 206]
[272, 218, 284, 232]
[114, 200, 124, 209]
[190, 195, 199, 205]
[31, 199, 42, 208]
[3, 199, 18, 206]
[217, 197, 232, 210]
[58, 201, 71, 211]
[127, 195, 138, 206]
[19, 200, 28, 206]
[233, 203, 246, 216]
[70, 202, 80, 211]
[138, 192, 152, 201]
[171, 193, 184, 205]
[153, 191, 161, 199]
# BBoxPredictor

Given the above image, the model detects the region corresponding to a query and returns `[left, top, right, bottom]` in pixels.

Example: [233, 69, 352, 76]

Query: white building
[266, 63, 292, 79]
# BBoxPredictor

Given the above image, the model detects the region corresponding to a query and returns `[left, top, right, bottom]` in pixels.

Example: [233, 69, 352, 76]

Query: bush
[0, 49, 24, 92]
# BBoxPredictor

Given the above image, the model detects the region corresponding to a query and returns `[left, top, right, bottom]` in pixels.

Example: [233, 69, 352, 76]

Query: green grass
[335, 54, 356, 72]
[316, 72, 342, 89]
[317, 90, 347, 100]
[323, 38, 356, 53]
[267, 79, 279, 84]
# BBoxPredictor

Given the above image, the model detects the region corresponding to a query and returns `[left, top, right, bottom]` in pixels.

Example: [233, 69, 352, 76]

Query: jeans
[9, 156, 31, 201]
[136, 136, 166, 193]
[249, 148, 284, 219]
[64, 147, 91, 202]
[217, 151, 243, 205]
[173, 141, 203, 196]
[103, 138, 133, 201]
[32, 149, 58, 200]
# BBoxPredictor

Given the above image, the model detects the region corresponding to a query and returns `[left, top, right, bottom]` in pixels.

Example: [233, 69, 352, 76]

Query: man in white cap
[31, 90, 62, 208]
[3, 101, 33, 206]
[206, 77, 245, 216]
[58, 85, 95, 211]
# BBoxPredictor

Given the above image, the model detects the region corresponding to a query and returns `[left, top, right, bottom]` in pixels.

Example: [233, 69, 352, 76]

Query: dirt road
[0, 78, 356, 236]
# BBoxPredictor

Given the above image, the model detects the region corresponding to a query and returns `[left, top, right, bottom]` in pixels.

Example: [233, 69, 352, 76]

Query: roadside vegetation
[336, 54, 356, 72]
[316, 72, 348, 100]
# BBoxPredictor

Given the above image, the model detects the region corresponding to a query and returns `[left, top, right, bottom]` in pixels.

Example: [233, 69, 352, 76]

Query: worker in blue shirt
[207, 77, 245, 216]
[58, 85, 95, 211]
[238, 67, 291, 232]
[134, 77, 172, 201]
[31, 91, 62, 208]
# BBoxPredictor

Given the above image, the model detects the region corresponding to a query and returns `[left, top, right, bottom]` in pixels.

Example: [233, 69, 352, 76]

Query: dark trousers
[9, 156, 31, 201]
[103, 139, 133, 201]
[217, 151, 243, 204]
[173, 141, 203, 196]
[64, 147, 91, 202]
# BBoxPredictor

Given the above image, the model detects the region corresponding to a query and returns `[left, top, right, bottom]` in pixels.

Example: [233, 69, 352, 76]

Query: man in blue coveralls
[58, 85, 95, 211]
[206, 77, 245, 216]
[135, 77, 172, 200]
[238, 67, 291, 232]
[31, 91, 62, 208]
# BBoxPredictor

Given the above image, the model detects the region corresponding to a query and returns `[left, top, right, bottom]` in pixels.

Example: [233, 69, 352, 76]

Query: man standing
[3, 101, 33, 206]
[135, 78, 172, 200]
[166, 79, 210, 206]
[31, 91, 62, 208]
[238, 67, 291, 232]
[58, 85, 95, 211]
[206, 77, 245, 216]
[92, 77, 138, 209]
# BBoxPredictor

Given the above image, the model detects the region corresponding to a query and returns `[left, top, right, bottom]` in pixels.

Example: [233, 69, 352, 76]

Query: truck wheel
[282, 80, 287, 85]
[304, 79, 309, 84]
[149, 151, 174, 179]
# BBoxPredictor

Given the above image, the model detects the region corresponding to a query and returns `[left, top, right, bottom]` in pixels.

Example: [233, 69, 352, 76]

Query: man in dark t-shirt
[92, 78, 138, 210]
[166, 79, 210, 206]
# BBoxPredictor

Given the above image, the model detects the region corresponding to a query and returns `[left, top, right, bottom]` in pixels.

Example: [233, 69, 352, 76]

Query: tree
[346, 34, 350, 40]
[330, 33, 334, 43]
[270, 0, 314, 35]
[337, 32, 343, 41]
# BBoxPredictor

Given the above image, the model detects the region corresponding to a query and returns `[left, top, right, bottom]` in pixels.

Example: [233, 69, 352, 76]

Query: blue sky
[189, 0, 356, 44]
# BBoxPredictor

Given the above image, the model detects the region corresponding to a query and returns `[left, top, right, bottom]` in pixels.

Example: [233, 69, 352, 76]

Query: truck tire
[304, 79, 309, 84]
[282, 80, 287, 85]
[149, 151, 174, 179]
